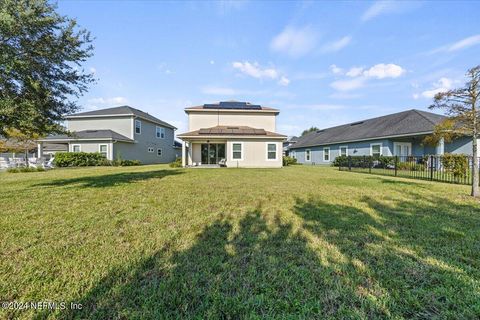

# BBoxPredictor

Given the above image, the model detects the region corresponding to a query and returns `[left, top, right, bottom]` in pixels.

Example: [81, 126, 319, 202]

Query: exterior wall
[68, 141, 113, 160]
[188, 139, 283, 168]
[113, 118, 176, 164]
[445, 136, 475, 155]
[188, 111, 276, 132]
[292, 136, 477, 165]
[67, 117, 133, 139]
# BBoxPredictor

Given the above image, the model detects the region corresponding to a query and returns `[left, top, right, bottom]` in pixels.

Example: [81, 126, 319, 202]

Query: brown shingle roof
[178, 126, 286, 138]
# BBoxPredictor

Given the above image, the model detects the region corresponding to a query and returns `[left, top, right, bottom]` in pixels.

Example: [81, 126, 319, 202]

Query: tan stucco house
[177, 101, 287, 168]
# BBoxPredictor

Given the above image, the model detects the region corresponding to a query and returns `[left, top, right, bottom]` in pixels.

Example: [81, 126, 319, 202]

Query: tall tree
[301, 126, 319, 136]
[0, 128, 39, 166]
[429, 65, 480, 197]
[0, 0, 94, 137]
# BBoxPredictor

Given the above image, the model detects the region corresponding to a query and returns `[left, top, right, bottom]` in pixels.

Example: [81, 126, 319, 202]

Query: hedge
[53, 152, 141, 167]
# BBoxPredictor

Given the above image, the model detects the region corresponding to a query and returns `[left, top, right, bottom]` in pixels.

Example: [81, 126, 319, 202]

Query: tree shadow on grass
[32, 170, 183, 189]
[49, 207, 391, 319]
[293, 195, 480, 318]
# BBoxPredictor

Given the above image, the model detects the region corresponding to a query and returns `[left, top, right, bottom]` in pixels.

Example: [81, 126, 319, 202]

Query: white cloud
[330, 78, 367, 91]
[346, 66, 364, 77]
[415, 77, 454, 99]
[232, 61, 278, 79]
[321, 36, 352, 53]
[362, 63, 405, 79]
[232, 61, 290, 86]
[330, 64, 343, 75]
[270, 26, 317, 57]
[278, 76, 290, 86]
[201, 86, 237, 95]
[329, 63, 405, 92]
[361, 0, 416, 22]
[87, 97, 128, 105]
[431, 34, 480, 53]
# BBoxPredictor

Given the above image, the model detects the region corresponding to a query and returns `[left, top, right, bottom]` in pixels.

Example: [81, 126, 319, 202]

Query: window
[232, 143, 243, 160]
[305, 149, 311, 161]
[267, 143, 277, 160]
[291, 150, 296, 159]
[340, 146, 348, 157]
[147, 147, 154, 153]
[99, 144, 108, 158]
[72, 144, 81, 152]
[156, 126, 165, 139]
[323, 147, 330, 162]
[157, 148, 162, 156]
[135, 120, 141, 134]
[393, 142, 412, 157]
[371, 143, 382, 158]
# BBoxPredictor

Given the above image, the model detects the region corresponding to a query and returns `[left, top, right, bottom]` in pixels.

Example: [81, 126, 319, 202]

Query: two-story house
[37, 106, 177, 164]
[177, 101, 287, 168]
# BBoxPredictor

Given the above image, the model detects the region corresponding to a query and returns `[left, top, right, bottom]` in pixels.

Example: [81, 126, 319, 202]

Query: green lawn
[1, 165, 479, 319]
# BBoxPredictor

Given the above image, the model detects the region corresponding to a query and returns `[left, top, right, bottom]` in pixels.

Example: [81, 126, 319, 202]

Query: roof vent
[316, 129, 325, 133]
[350, 121, 364, 126]
[227, 126, 239, 129]
[85, 130, 98, 133]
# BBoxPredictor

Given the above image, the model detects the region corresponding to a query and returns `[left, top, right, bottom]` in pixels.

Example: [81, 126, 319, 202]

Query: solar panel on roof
[203, 101, 262, 110]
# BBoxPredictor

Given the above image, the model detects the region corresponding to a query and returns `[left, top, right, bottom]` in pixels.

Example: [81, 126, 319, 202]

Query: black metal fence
[337, 155, 478, 185]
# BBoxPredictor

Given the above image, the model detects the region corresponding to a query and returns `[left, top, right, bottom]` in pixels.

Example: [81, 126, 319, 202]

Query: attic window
[350, 121, 364, 126]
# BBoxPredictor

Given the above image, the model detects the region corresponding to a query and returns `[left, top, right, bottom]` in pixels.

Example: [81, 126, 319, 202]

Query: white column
[182, 141, 186, 167]
[37, 142, 43, 159]
[187, 142, 193, 166]
[436, 137, 445, 155]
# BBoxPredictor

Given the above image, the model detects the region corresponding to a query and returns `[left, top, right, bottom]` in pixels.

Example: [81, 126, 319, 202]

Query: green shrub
[54, 152, 107, 167]
[378, 156, 395, 168]
[117, 159, 141, 166]
[169, 158, 182, 168]
[7, 167, 45, 173]
[332, 155, 348, 167]
[441, 153, 469, 179]
[283, 156, 297, 166]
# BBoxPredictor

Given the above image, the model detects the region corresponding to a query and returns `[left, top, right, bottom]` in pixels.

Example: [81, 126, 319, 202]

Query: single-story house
[290, 109, 473, 164]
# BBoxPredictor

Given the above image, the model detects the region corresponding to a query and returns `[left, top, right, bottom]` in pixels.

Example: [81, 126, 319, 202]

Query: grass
[1, 165, 479, 319]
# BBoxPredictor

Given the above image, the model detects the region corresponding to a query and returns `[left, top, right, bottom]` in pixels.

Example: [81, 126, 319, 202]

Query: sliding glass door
[201, 143, 226, 164]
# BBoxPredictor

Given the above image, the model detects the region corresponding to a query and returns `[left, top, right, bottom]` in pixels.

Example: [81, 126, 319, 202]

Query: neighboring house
[283, 136, 298, 156]
[37, 106, 177, 164]
[177, 101, 286, 168]
[290, 109, 474, 164]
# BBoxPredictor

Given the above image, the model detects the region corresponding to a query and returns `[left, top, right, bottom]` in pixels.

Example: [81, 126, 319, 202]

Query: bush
[169, 158, 182, 168]
[54, 152, 106, 167]
[283, 156, 297, 166]
[7, 167, 45, 173]
[54, 152, 141, 167]
[378, 156, 395, 168]
[441, 153, 469, 179]
[332, 155, 348, 167]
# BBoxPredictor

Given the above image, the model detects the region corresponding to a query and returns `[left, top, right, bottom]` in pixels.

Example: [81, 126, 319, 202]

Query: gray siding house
[37, 106, 177, 164]
[290, 109, 474, 164]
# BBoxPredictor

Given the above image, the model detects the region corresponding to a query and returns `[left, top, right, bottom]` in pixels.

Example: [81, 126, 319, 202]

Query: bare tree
[429, 65, 480, 197]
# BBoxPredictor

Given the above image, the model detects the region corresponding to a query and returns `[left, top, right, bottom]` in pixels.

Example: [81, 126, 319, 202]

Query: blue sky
[58, 0, 480, 137]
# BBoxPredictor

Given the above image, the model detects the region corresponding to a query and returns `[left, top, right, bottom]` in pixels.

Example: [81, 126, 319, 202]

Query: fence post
[394, 156, 398, 177]
[369, 156, 372, 173]
[430, 155, 434, 181]
[348, 156, 351, 171]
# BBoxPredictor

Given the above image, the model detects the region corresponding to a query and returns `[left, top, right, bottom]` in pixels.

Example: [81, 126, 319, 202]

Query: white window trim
[323, 147, 330, 162]
[339, 145, 348, 157]
[156, 126, 165, 139]
[157, 148, 163, 157]
[266, 143, 278, 161]
[99, 144, 108, 157]
[135, 119, 142, 135]
[370, 143, 383, 156]
[393, 142, 412, 156]
[71, 144, 81, 152]
[305, 149, 311, 162]
[231, 142, 244, 161]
